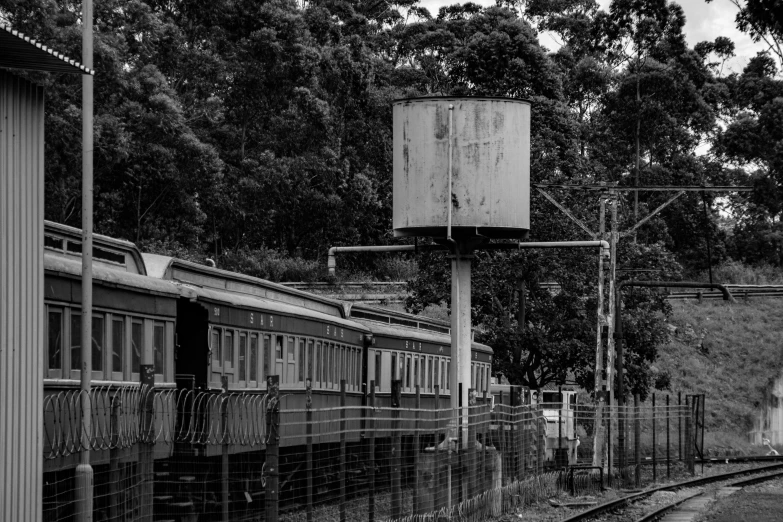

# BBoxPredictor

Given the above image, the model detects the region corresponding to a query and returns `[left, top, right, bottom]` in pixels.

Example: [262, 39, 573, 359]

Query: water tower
[393, 96, 531, 440]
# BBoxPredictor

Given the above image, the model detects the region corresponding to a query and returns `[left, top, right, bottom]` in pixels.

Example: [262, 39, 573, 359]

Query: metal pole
[265, 376, 280, 522]
[678, 392, 682, 461]
[634, 394, 640, 488]
[666, 394, 670, 479]
[339, 380, 346, 522]
[458, 255, 472, 447]
[75, 0, 94, 516]
[592, 195, 607, 470]
[652, 393, 656, 483]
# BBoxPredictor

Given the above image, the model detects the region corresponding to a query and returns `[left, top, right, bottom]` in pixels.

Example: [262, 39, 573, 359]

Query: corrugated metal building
[0, 25, 93, 522]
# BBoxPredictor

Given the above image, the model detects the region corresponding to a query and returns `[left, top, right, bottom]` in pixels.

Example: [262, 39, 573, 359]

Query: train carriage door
[224, 329, 235, 384]
[211, 327, 222, 386]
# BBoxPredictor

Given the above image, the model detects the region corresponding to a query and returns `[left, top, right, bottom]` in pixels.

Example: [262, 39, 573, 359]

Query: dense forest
[2, 0, 782, 396]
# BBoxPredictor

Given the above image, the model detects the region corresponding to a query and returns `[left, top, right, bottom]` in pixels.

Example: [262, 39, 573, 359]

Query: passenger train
[42, 221, 493, 517]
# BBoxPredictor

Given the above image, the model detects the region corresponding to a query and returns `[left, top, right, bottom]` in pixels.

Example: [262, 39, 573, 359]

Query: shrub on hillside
[699, 260, 783, 285]
[220, 247, 322, 282]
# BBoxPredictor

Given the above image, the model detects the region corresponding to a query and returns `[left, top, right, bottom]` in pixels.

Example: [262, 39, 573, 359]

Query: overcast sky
[418, 0, 767, 74]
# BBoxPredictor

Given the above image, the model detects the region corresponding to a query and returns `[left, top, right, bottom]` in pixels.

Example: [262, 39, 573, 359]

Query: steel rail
[636, 468, 783, 522]
[560, 463, 783, 522]
[636, 491, 704, 522]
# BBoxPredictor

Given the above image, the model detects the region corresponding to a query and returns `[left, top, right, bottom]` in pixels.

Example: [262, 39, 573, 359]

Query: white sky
[418, 0, 767, 73]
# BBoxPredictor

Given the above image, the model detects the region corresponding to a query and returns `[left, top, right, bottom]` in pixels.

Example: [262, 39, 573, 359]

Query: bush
[374, 257, 419, 281]
[220, 247, 322, 282]
[697, 260, 783, 285]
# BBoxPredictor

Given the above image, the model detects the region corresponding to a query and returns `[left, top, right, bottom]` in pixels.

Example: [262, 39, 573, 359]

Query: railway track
[560, 462, 783, 522]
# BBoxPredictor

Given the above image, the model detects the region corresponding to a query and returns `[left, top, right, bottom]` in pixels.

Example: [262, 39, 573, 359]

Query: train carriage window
[92, 316, 105, 375]
[433, 357, 438, 392]
[211, 328, 221, 367]
[263, 335, 271, 382]
[427, 357, 433, 391]
[542, 392, 563, 409]
[341, 346, 346, 387]
[406, 356, 411, 390]
[298, 339, 305, 383]
[356, 348, 362, 390]
[413, 356, 418, 392]
[375, 351, 381, 390]
[239, 334, 247, 383]
[334, 344, 339, 388]
[112, 317, 124, 376]
[391, 353, 397, 382]
[153, 323, 165, 376]
[47, 309, 63, 374]
[326, 343, 332, 386]
[224, 330, 234, 371]
[70, 313, 81, 371]
[307, 341, 314, 381]
[250, 335, 258, 384]
[445, 362, 449, 391]
[275, 336, 283, 361]
[132, 321, 143, 375]
[315, 342, 322, 387]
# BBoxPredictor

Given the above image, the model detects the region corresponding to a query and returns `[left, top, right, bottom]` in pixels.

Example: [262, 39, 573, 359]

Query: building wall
[0, 69, 44, 522]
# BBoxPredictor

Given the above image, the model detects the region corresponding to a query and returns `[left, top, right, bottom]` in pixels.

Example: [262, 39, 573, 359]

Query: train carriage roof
[45, 252, 180, 297]
[358, 320, 493, 354]
[143, 254, 349, 319]
[177, 283, 370, 332]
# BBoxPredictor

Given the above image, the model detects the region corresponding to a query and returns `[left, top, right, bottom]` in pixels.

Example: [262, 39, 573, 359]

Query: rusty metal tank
[393, 96, 530, 239]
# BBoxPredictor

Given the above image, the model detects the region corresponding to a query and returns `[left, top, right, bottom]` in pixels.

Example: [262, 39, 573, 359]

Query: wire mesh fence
[42, 382, 696, 522]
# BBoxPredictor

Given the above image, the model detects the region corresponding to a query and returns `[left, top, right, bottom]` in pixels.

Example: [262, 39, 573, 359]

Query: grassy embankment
[658, 298, 783, 451]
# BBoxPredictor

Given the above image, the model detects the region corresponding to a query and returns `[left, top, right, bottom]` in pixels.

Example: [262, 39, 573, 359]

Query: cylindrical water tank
[393, 96, 530, 239]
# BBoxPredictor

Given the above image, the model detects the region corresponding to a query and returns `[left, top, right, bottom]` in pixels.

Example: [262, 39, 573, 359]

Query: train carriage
[41, 220, 497, 518]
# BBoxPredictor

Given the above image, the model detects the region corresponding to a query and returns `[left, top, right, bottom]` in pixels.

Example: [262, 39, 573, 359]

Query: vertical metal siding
[0, 69, 44, 522]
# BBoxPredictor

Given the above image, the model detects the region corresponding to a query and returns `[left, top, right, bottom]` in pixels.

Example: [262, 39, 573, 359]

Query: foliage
[2, 0, 778, 399]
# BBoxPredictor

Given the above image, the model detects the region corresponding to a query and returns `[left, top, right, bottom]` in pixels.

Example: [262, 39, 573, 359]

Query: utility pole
[75, 0, 95, 519]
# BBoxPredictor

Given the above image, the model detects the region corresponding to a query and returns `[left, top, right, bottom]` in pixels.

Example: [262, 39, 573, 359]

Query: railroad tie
[660, 487, 740, 522]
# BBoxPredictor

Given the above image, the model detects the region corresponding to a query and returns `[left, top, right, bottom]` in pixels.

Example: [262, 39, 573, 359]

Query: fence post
[139, 365, 155, 522]
[468, 388, 477, 498]
[537, 408, 544, 476]
[369, 381, 376, 522]
[414, 385, 421, 513]
[109, 396, 121, 522]
[340, 380, 347, 522]
[434, 385, 443, 511]
[391, 379, 402, 520]
[678, 391, 682, 461]
[482, 391, 488, 493]
[510, 387, 517, 480]
[685, 396, 693, 476]
[652, 393, 656, 483]
[666, 394, 670, 479]
[607, 397, 612, 488]
[634, 394, 640, 488]
[265, 375, 280, 522]
[221, 376, 229, 522]
[306, 378, 313, 522]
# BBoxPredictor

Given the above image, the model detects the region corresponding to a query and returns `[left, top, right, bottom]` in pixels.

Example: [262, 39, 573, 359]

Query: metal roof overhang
[1, 25, 94, 75]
